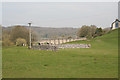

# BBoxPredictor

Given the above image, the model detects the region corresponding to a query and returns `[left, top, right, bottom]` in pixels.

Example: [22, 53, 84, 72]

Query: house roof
[115, 19, 120, 22]
[111, 19, 120, 29]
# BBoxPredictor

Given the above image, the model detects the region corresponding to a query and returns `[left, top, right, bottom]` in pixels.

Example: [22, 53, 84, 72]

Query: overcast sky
[1, 2, 118, 28]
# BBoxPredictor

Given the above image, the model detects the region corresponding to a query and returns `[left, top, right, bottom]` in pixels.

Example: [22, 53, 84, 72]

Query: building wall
[112, 22, 116, 30]
[112, 21, 120, 30]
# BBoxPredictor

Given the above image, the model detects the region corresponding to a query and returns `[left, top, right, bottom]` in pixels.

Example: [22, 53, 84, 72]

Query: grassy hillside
[2, 29, 118, 78]
[67, 28, 118, 49]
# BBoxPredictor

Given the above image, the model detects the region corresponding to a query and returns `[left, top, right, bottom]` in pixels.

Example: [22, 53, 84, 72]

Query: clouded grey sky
[2, 2, 118, 28]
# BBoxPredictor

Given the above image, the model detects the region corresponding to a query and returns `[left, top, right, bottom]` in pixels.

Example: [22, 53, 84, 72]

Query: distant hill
[2, 26, 78, 40]
[32, 27, 78, 39]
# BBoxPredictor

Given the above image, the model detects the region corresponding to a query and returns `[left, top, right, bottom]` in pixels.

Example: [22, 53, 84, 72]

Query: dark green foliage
[95, 28, 103, 34]
[94, 28, 103, 38]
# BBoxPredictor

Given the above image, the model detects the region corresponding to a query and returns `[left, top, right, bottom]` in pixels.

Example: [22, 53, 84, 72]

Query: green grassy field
[2, 29, 118, 78]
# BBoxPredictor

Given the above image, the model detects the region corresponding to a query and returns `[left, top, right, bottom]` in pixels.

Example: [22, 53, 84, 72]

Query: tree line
[2, 25, 37, 46]
[2, 25, 111, 46]
[77, 25, 111, 39]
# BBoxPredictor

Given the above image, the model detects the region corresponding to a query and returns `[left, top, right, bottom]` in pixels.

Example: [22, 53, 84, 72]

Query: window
[115, 21, 119, 28]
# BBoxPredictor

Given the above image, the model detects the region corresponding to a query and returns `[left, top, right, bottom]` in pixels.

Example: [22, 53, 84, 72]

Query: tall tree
[10, 25, 37, 45]
[77, 25, 97, 39]
[90, 25, 97, 37]
[77, 25, 91, 38]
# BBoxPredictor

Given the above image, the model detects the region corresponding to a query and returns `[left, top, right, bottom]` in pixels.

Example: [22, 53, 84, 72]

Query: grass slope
[2, 29, 118, 78]
[67, 29, 118, 49]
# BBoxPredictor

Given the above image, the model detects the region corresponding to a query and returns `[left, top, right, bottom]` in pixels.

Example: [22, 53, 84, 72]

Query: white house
[111, 19, 120, 30]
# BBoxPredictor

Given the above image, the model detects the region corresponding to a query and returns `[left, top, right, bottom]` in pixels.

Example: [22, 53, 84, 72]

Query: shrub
[2, 39, 14, 46]
[93, 28, 104, 38]
[16, 38, 27, 46]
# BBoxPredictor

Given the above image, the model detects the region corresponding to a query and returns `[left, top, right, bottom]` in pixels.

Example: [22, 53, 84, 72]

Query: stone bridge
[31, 38, 90, 51]
[36, 38, 86, 45]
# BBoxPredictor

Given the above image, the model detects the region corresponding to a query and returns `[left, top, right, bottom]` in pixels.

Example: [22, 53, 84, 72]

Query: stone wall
[58, 44, 91, 48]
[31, 44, 91, 51]
[31, 45, 58, 51]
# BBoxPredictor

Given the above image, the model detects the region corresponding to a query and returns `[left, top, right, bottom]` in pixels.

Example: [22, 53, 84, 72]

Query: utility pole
[28, 22, 32, 49]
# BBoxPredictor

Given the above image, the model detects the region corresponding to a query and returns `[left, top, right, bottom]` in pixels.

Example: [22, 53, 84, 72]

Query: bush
[16, 38, 27, 46]
[93, 28, 104, 38]
[2, 39, 14, 46]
